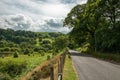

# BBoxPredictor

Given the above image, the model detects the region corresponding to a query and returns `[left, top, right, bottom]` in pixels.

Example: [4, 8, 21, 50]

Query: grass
[42, 38, 53, 43]
[27, 53, 61, 80]
[90, 52, 120, 63]
[0, 53, 51, 79]
[63, 54, 77, 80]
[76, 46, 120, 63]
[35, 38, 40, 46]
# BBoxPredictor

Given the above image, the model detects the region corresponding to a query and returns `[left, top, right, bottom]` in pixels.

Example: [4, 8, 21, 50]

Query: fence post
[50, 67, 54, 80]
[58, 73, 62, 80]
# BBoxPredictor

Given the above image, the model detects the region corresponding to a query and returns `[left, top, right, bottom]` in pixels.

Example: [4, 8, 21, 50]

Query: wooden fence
[20, 51, 67, 80]
[50, 51, 66, 80]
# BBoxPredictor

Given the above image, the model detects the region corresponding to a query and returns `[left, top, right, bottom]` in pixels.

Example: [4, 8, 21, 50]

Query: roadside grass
[63, 54, 77, 80]
[0, 53, 51, 79]
[90, 52, 120, 63]
[76, 47, 120, 63]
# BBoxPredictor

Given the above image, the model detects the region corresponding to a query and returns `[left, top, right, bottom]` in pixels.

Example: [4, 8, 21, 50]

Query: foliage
[13, 51, 19, 58]
[52, 36, 69, 52]
[47, 55, 51, 60]
[0, 54, 49, 79]
[0, 28, 65, 55]
[24, 48, 30, 55]
[64, 0, 120, 53]
[0, 60, 27, 77]
[34, 47, 40, 52]
[0, 72, 11, 80]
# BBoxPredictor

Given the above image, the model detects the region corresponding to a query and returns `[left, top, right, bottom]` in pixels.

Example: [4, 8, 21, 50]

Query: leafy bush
[42, 40, 51, 44]
[41, 53, 45, 56]
[1, 55, 5, 59]
[28, 53, 31, 56]
[13, 51, 19, 58]
[30, 71, 40, 80]
[34, 47, 40, 52]
[29, 65, 51, 80]
[47, 55, 50, 60]
[24, 48, 29, 55]
[0, 72, 11, 80]
[40, 65, 51, 78]
[4, 47, 10, 51]
[0, 60, 27, 77]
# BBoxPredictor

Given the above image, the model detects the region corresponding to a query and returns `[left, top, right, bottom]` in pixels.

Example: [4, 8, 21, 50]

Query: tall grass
[0, 53, 50, 79]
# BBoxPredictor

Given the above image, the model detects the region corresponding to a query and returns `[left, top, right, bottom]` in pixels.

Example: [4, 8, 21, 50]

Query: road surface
[69, 50, 120, 80]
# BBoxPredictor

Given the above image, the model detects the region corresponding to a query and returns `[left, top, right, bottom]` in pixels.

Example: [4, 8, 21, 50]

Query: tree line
[0, 28, 66, 55]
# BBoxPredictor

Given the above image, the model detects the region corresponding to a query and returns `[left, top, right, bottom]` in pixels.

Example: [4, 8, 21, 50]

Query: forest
[0, 28, 66, 55]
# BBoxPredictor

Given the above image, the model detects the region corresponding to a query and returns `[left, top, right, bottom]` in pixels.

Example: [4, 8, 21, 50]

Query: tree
[64, 0, 120, 53]
[52, 36, 69, 52]
[13, 51, 19, 58]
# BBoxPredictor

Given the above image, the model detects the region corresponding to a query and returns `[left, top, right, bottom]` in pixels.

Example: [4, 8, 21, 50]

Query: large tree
[64, 0, 120, 52]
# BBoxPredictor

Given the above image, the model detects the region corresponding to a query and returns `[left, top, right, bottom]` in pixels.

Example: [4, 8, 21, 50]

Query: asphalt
[69, 50, 120, 80]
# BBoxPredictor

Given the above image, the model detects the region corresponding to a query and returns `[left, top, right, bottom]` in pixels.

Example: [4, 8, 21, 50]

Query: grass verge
[89, 52, 120, 63]
[76, 47, 120, 63]
[63, 54, 77, 80]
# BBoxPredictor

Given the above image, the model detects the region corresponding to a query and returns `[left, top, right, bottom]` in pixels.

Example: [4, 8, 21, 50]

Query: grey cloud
[0, 14, 71, 33]
[45, 19, 63, 28]
[11, 14, 25, 21]
[0, 14, 33, 30]
[42, 18, 71, 33]
[0, 0, 86, 33]
[61, 0, 77, 4]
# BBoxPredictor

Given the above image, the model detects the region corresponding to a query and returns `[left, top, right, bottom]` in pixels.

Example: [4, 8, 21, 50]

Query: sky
[0, 0, 87, 33]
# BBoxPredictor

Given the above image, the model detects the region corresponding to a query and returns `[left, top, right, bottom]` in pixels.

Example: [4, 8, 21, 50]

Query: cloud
[0, 0, 87, 33]
[0, 14, 33, 30]
[0, 14, 71, 33]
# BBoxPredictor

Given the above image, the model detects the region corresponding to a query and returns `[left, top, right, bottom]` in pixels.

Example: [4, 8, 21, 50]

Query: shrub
[39, 50, 44, 54]
[68, 54, 71, 59]
[30, 71, 39, 80]
[24, 48, 29, 55]
[41, 53, 45, 56]
[34, 47, 40, 52]
[28, 53, 30, 56]
[4, 47, 10, 51]
[13, 51, 19, 58]
[40, 65, 51, 78]
[47, 55, 50, 60]
[0, 60, 27, 77]
[1, 55, 5, 59]
[0, 72, 11, 80]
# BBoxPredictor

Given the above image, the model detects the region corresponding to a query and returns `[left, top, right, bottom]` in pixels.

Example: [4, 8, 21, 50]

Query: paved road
[69, 50, 120, 80]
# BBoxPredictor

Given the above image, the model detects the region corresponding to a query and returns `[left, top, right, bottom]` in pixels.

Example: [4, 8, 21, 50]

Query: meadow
[0, 53, 52, 80]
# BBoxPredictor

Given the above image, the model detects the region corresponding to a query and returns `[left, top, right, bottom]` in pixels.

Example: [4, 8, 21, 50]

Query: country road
[69, 50, 120, 80]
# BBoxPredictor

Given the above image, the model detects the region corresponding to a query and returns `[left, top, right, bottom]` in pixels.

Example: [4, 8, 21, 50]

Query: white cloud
[0, 0, 87, 33]
[41, 3, 70, 18]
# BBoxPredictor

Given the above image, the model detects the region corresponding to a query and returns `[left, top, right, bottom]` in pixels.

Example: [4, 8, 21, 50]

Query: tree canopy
[64, 0, 120, 53]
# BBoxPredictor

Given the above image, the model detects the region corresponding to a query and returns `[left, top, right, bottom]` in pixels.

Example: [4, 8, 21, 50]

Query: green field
[0, 53, 51, 80]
